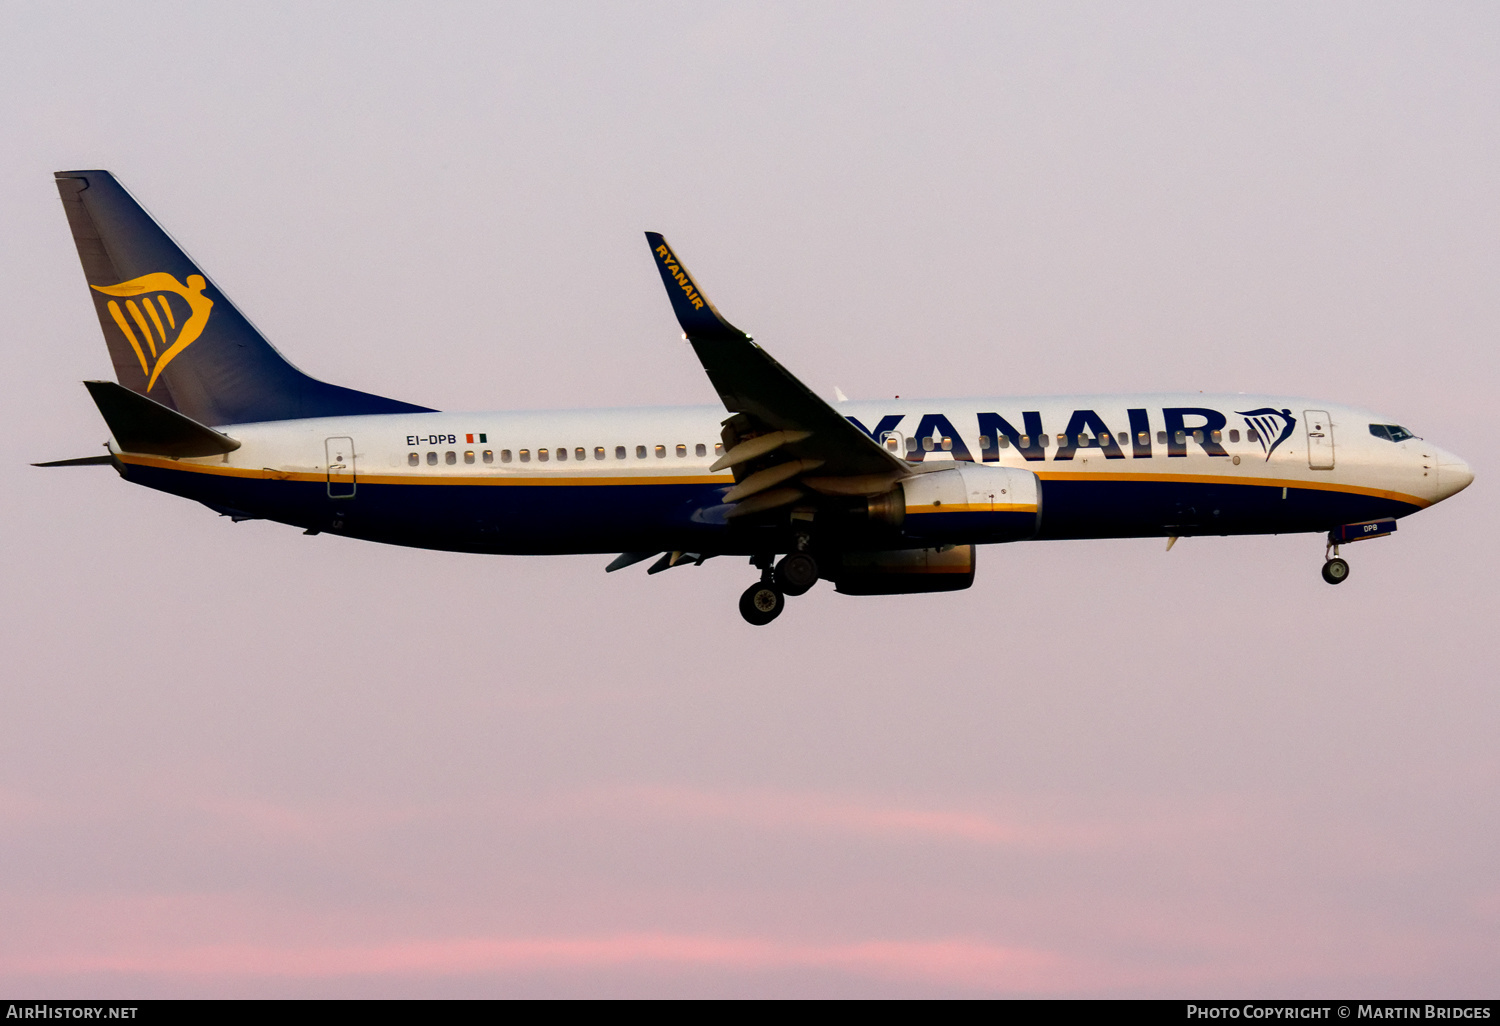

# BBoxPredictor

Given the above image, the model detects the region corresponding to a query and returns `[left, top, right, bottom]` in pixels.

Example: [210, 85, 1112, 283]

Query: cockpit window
[1369, 424, 1415, 443]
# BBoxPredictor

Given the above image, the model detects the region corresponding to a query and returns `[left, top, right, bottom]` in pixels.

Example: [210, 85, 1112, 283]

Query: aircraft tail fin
[54, 170, 434, 426]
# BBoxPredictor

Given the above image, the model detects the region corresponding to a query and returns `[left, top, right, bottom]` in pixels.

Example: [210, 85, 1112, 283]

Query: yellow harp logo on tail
[91, 273, 214, 391]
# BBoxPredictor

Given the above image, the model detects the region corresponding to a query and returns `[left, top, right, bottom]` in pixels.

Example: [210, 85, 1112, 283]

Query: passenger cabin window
[464, 451, 475, 464]
[576, 447, 586, 461]
[636, 445, 647, 459]
[501, 449, 512, 463]
[556, 447, 567, 461]
[445, 451, 457, 465]
[714, 443, 723, 455]
[408, 452, 419, 466]
[906, 437, 918, 453]
[483, 450, 494, 463]
[519, 449, 531, 463]
[1118, 433, 1129, 446]
[615, 445, 626, 459]
[695, 443, 706, 457]
[1157, 431, 1167, 445]
[538, 449, 549, 462]
[1210, 430, 1221, 443]
[676, 444, 687, 457]
[922, 437, 934, 452]
[427, 452, 438, 466]
[1246, 428, 1259, 443]
[1019, 435, 1030, 448]
[1175, 431, 1187, 445]
[595, 447, 606, 460]
[1229, 429, 1240, 443]
[655, 444, 666, 458]
[1192, 430, 1204, 444]
[1138, 432, 1149, 446]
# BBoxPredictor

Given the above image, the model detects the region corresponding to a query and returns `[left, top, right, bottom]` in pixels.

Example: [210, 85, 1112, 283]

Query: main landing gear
[775, 552, 819, 596]
[739, 580, 785, 625]
[738, 551, 821, 625]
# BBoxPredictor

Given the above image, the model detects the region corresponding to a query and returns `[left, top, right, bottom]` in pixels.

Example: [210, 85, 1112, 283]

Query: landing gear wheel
[774, 552, 819, 597]
[1322, 557, 1350, 585]
[739, 582, 786, 625]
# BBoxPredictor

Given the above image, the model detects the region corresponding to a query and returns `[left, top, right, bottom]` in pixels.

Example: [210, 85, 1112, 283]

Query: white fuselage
[110, 393, 1472, 555]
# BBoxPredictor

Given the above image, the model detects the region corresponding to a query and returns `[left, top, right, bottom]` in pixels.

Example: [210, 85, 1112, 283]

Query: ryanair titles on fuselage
[848, 405, 1298, 462]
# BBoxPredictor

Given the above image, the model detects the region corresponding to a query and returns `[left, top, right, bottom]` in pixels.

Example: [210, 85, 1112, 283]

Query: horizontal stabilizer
[33, 454, 115, 467]
[83, 380, 241, 457]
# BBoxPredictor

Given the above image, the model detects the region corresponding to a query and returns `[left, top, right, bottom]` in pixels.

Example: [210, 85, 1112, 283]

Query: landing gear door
[326, 436, 356, 498]
[1305, 411, 1334, 470]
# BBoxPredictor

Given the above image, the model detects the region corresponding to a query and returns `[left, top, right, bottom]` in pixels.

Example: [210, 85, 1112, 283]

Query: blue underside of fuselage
[118, 462, 1421, 555]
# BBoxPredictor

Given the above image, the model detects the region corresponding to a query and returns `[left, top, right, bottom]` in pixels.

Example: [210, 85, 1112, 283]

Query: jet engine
[897, 464, 1040, 543]
[828, 544, 976, 595]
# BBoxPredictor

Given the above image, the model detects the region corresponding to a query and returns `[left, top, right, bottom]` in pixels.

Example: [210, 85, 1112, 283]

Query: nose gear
[1321, 555, 1350, 585]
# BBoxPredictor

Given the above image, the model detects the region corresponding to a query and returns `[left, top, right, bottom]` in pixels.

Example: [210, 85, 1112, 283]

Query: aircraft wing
[645, 233, 907, 501]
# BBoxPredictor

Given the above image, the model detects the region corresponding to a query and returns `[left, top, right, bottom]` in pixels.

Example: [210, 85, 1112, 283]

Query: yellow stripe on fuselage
[113, 454, 1429, 507]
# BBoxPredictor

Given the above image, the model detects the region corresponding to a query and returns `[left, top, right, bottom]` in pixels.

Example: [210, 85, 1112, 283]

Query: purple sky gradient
[1, 1, 1496, 996]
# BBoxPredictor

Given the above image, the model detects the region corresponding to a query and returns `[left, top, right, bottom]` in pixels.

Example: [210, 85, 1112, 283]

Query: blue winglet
[644, 232, 748, 340]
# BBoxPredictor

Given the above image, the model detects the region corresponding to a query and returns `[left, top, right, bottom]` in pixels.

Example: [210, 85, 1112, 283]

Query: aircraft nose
[1435, 448, 1474, 500]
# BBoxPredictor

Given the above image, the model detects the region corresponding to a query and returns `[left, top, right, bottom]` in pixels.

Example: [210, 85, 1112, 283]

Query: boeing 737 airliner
[39, 170, 1474, 624]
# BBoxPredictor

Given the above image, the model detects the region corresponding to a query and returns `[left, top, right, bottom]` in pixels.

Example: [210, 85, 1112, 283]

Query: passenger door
[1304, 411, 1334, 470]
[326, 436, 356, 498]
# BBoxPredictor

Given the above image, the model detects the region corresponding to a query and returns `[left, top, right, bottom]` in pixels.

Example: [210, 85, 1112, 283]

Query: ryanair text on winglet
[655, 244, 706, 311]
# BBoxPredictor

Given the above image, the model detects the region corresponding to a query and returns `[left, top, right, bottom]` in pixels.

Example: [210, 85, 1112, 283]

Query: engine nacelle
[829, 544, 976, 595]
[899, 464, 1040, 543]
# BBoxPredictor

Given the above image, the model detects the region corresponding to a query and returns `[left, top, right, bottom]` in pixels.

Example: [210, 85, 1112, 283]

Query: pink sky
[1, 1, 1496, 997]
